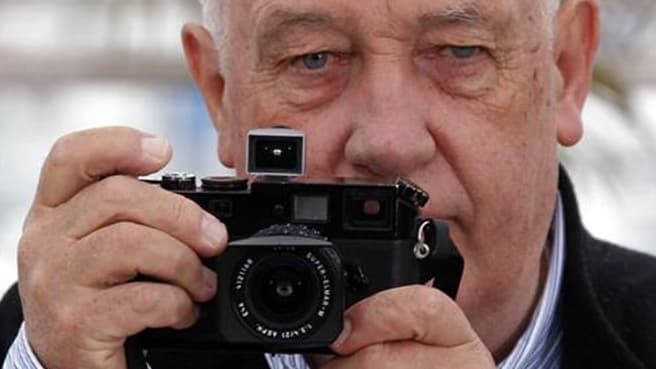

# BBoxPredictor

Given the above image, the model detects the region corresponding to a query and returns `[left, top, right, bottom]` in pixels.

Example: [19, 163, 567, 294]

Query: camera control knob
[161, 173, 197, 191]
[201, 177, 248, 191]
[396, 178, 429, 207]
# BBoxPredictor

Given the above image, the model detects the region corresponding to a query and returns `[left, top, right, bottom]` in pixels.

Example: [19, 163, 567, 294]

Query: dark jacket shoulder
[559, 169, 656, 369]
[0, 283, 23, 359]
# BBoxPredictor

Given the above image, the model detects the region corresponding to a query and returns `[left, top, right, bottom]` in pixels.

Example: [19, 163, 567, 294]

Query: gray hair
[198, 0, 563, 55]
[198, 0, 227, 53]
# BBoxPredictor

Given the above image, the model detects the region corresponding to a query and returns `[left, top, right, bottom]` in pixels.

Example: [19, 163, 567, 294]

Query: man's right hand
[16, 127, 228, 369]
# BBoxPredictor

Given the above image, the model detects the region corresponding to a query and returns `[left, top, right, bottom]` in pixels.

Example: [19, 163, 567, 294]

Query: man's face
[192, 0, 592, 349]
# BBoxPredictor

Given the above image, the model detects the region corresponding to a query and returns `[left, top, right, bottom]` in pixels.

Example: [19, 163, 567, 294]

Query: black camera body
[135, 129, 461, 353]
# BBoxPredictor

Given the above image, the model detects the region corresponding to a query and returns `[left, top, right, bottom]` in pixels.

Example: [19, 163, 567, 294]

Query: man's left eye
[299, 52, 329, 70]
[446, 46, 481, 59]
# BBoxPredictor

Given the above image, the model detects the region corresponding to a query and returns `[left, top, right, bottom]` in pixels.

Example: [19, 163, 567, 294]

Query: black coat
[2, 168, 655, 369]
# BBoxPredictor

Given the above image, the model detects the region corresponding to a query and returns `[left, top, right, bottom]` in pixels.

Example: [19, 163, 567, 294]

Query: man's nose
[344, 60, 436, 178]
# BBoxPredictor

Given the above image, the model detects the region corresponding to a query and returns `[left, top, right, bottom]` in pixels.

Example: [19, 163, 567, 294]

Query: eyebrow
[258, 5, 489, 38]
[256, 9, 339, 52]
[418, 3, 495, 31]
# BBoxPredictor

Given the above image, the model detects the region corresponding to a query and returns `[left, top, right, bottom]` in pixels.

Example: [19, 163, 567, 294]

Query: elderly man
[2, 0, 655, 368]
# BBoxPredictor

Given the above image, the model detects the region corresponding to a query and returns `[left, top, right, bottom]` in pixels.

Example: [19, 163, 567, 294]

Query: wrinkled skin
[15, 0, 598, 368]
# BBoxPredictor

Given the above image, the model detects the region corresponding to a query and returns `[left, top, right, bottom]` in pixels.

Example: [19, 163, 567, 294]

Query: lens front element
[232, 248, 337, 341]
[251, 255, 319, 327]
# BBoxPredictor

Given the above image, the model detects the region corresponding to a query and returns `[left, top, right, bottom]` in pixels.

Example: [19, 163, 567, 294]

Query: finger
[58, 175, 226, 257]
[71, 222, 217, 302]
[35, 126, 172, 208]
[331, 285, 478, 356]
[322, 341, 493, 369]
[82, 282, 199, 342]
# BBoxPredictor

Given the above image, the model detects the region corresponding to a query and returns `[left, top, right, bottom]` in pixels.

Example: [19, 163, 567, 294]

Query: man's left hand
[319, 285, 495, 369]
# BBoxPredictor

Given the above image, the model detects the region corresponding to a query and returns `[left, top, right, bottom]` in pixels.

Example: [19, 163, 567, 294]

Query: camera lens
[229, 239, 340, 342]
[246, 253, 321, 328]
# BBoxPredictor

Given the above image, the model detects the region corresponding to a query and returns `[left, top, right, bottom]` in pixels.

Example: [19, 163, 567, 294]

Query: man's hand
[17, 127, 227, 369]
[319, 285, 495, 369]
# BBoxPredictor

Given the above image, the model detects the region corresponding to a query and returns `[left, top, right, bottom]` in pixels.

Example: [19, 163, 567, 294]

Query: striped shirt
[3, 195, 565, 369]
[2, 324, 40, 369]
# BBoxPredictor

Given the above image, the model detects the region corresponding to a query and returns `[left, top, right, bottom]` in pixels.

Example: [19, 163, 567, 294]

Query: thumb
[331, 285, 478, 356]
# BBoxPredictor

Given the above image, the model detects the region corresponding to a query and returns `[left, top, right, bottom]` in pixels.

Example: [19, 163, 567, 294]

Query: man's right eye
[282, 51, 351, 93]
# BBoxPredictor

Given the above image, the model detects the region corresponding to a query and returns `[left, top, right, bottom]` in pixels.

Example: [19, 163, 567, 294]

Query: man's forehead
[232, 0, 531, 26]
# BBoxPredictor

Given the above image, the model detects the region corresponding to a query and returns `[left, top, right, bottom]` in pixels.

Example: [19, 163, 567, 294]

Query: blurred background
[0, 0, 655, 293]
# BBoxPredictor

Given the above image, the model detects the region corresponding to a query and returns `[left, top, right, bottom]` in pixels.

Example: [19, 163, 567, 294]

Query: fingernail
[201, 214, 227, 252]
[333, 318, 352, 348]
[141, 136, 170, 161]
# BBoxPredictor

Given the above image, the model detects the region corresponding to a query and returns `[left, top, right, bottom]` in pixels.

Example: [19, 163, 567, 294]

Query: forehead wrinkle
[253, 6, 349, 60]
[261, 9, 334, 31]
[255, 7, 338, 43]
[422, 3, 485, 26]
[417, 1, 515, 33]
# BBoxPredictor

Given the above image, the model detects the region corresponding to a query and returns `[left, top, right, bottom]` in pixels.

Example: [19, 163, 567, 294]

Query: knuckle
[48, 133, 77, 167]
[21, 262, 46, 302]
[131, 284, 161, 316]
[153, 286, 191, 327]
[17, 232, 54, 294]
[402, 285, 444, 322]
[99, 174, 133, 192]
[95, 175, 135, 205]
[23, 204, 49, 227]
[130, 284, 190, 325]
[170, 246, 197, 277]
[170, 290, 193, 323]
[91, 222, 142, 257]
[17, 231, 38, 271]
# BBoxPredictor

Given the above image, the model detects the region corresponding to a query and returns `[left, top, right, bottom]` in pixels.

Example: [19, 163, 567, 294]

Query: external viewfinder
[247, 128, 305, 177]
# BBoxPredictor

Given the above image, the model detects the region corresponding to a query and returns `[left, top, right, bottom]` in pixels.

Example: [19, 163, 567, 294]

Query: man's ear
[553, 0, 600, 147]
[181, 23, 234, 168]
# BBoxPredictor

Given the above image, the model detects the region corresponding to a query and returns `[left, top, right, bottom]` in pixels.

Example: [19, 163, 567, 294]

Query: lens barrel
[229, 243, 339, 341]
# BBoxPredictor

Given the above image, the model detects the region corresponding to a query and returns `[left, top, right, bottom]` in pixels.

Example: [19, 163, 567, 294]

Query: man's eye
[299, 52, 329, 70]
[446, 46, 481, 59]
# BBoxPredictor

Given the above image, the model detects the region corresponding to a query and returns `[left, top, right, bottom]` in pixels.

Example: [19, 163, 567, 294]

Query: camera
[134, 128, 462, 353]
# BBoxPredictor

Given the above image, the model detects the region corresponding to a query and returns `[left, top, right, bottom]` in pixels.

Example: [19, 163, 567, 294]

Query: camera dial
[161, 173, 196, 191]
